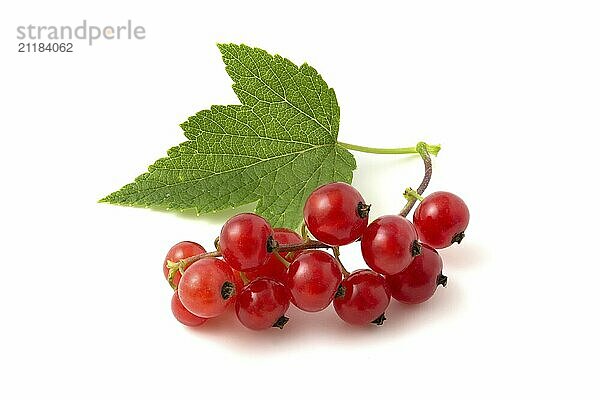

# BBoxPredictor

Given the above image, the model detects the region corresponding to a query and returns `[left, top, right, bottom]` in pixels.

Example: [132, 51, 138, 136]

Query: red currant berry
[386, 244, 447, 304]
[333, 270, 391, 325]
[413, 191, 470, 249]
[219, 213, 275, 271]
[163, 241, 206, 286]
[235, 278, 291, 330]
[360, 215, 421, 275]
[286, 250, 342, 312]
[171, 291, 208, 327]
[178, 258, 236, 318]
[245, 228, 303, 284]
[303, 182, 370, 246]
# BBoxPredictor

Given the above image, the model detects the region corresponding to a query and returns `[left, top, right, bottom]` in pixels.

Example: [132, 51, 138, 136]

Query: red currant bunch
[160, 141, 470, 331]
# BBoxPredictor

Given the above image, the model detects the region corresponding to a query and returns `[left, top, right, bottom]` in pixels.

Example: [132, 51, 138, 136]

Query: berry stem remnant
[301, 223, 309, 241]
[332, 246, 351, 277]
[403, 188, 424, 202]
[273, 251, 291, 267]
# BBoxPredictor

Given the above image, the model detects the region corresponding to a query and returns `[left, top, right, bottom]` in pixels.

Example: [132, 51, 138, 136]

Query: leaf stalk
[339, 141, 440, 156]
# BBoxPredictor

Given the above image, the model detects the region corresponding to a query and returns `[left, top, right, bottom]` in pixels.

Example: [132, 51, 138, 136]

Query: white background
[1, 1, 599, 398]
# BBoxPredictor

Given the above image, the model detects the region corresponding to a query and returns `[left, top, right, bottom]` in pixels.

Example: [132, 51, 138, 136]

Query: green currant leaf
[100, 44, 356, 228]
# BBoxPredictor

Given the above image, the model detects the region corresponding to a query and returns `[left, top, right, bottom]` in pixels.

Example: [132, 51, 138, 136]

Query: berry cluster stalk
[166, 242, 332, 289]
[399, 142, 433, 217]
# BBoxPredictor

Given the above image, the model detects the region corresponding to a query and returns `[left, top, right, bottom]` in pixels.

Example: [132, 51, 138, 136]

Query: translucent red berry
[333, 270, 391, 325]
[303, 182, 369, 246]
[244, 228, 302, 284]
[413, 191, 470, 249]
[219, 213, 275, 271]
[171, 291, 208, 327]
[287, 250, 342, 312]
[163, 241, 206, 286]
[235, 278, 291, 330]
[178, 258, 236, 318]
[361, 215, 421, 275]
[386, 244, 447, 304]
